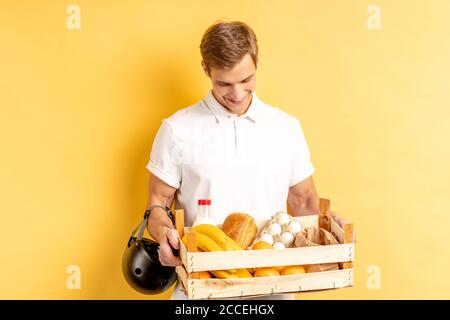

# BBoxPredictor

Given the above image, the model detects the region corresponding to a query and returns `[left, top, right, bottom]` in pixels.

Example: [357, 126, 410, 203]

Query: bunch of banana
[181, 230, 223, 252]
[207, 269, 253, 279]
[181, 224, 253, 279]
[191, 224, 243, 251]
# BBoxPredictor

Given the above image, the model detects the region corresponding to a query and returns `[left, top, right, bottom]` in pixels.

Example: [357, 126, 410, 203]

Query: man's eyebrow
[216, 73, 254, 85]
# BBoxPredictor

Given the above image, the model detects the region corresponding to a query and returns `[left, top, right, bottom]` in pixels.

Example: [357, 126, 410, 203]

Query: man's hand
[330, 212, 348, 228]
[330, 212, 357, 243]
[157, 227, 182, 267]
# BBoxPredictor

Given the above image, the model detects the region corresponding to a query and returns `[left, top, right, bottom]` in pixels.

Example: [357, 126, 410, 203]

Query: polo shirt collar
[203, 90, 261, 124]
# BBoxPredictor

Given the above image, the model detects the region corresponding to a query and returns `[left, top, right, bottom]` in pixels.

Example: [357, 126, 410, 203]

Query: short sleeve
[146, 120, 182, 189]
[289, 119, 315, 187]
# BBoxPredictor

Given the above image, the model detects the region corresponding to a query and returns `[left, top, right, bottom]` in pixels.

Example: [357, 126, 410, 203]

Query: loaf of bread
[222, 212, 257, 249]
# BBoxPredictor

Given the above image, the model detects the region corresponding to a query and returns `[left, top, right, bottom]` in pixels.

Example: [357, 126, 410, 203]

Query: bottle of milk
[193, 199, 216, 226]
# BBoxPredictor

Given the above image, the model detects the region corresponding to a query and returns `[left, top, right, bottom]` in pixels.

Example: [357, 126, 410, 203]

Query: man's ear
[201, 61, 210, 77]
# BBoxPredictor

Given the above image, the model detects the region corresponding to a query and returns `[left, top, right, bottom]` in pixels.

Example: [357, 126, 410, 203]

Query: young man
[146, 21, 320, 300]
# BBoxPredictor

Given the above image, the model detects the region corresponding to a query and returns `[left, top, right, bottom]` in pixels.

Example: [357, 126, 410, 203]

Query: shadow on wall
[91, 52, 204, 299]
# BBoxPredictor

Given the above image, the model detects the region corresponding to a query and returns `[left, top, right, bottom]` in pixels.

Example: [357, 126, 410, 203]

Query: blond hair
[200, 21, 258, 71]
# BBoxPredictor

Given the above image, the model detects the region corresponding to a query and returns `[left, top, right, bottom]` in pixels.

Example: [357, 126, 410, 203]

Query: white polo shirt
[147, 90, 315, 227]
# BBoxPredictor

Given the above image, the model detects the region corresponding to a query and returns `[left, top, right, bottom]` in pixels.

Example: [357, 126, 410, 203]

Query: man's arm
[146, 173, 176, 241]
[146, 172, 181, 266]
[287, 176, 320, 216]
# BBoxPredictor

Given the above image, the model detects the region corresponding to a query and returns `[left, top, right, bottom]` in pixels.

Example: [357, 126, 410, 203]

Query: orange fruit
[281, 265, 306, 276]
[252, 241, 273, 250]
[254, 267, 280, 277]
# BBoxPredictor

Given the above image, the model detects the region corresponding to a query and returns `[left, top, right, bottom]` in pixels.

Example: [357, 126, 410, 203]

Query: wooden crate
[174, 199, 354, 299]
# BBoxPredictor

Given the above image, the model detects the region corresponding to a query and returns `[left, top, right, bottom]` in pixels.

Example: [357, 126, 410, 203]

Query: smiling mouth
[225, 96, 245, 104]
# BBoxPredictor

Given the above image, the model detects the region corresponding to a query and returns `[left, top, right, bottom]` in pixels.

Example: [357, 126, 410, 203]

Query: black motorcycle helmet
[122, 206, 178, 295]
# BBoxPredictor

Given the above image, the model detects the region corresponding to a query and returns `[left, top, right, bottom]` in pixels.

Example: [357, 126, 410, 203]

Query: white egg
[268, 223, 282, 236]
[280, 232, 294, 246]
[260, 233, 274, 245]
[287, 221, 302, 235]
[276, 212, 291, 225]
[273, 242, 286, 249]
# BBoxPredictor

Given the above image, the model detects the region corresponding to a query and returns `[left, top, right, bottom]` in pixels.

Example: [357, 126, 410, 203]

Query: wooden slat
[342, 223, 354, 269]
[179, 235, 188, 269]
[174, 209, 185, 239]
[186, 232, 199, 279]
[344, 223, 354, 243]
[318, 198, 331, 232]
[185, 243, 354, 272]
[186, 269, 354, 299]
[175, 266, 189, 296]
[186, 232, 197, 252]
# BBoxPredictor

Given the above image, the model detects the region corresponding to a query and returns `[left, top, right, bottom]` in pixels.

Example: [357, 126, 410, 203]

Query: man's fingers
[331, 213, 356, 243]
[160, 255, 182, 267]
[330, 212, 351, 229]
[166, 229, 180, 250]
[155, 229, 182, 266]
[158, 243, 182, 267]
[330, 212, 344, 227]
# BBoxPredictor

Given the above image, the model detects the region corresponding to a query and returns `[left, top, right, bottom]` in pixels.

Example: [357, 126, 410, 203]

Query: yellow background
[1, 0, 449, 299]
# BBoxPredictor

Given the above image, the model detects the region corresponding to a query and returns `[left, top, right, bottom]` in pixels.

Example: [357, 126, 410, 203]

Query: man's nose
[229, 85, 247, 100]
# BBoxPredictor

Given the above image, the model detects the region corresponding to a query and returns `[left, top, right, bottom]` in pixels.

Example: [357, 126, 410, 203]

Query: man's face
[203, 53, 256, 116]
